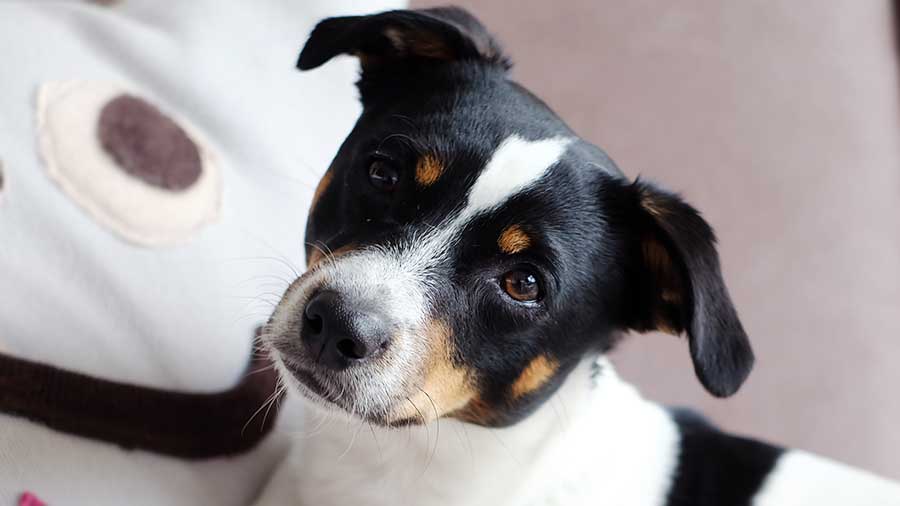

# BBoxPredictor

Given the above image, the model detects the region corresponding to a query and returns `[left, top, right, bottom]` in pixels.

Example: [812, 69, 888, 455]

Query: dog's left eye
[368, 159, 400, 192]
[502, 269, 542, 303]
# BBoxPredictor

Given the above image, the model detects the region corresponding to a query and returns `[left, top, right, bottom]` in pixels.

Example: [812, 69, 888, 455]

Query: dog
[255, 7, 900, 506]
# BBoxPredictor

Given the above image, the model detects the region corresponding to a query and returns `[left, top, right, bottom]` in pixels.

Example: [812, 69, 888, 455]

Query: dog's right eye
[368, 159, 400, 192]
[502, 268, 542, 303]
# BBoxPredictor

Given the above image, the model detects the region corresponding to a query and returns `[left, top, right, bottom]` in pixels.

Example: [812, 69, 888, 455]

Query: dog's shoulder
[664, 407, 900, 506]
[664, 407, 783, 506]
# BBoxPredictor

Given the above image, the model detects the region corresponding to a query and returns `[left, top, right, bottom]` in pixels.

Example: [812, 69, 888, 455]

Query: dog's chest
[515, 386, 681, 506]
[292, 365, 682, 506]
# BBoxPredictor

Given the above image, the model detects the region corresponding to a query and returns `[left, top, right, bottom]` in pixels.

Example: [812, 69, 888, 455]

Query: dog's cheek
[452, 354, 560, 426]
[451, 395, 497, 426]
[309, 168, 334, 218]
[509, 354, 559, 399]
[394, 319, 477, 423]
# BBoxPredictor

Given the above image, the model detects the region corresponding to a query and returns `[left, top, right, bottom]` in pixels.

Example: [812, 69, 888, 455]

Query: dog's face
[265, 7, 753, 428]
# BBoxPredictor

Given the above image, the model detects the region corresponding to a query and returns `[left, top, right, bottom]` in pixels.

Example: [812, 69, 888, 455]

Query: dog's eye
[368, 159, 400, 191]
[502, 269, 542, 302]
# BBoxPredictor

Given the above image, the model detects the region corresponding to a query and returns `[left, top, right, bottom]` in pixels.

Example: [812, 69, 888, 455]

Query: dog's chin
[278, 358, 416, 428]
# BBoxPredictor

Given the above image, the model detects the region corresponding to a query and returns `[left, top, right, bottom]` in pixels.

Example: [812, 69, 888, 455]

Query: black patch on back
[664, 408, 784, 506]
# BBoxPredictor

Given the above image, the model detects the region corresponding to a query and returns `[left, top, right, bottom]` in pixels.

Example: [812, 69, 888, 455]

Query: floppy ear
[624, 179, 753, 397]
[297, 7, 509, 72]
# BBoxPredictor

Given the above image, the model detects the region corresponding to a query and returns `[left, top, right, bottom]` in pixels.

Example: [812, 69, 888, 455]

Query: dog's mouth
[274, 349, 415, 427]
[276, 353, 349, 410]
[281, 359, 331, 402]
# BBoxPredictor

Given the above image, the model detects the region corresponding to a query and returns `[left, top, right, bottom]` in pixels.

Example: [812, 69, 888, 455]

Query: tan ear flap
[296, 7, 510, 73]
[627, 180, 754, 397]
[638, 230, 688, 336]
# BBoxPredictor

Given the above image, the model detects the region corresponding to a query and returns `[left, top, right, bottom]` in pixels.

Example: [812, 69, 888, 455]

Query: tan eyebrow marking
[498, 224, 532, 254]
[510, 355, 559, 398]
[415, 153, 443, 187]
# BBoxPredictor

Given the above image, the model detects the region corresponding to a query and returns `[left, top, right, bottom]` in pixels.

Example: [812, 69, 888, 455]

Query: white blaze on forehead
[464, 135, 572, 218]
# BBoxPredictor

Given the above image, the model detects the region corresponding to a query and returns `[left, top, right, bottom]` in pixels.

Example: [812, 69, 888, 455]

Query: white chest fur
[254, 357, 900, 506]
[256, 358, 682, 506]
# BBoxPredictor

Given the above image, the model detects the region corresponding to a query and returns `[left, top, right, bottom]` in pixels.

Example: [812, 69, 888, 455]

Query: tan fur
[310, 170, 334, 215]
[642, 238, 675, 292]
[642, 236, 684, 335]
[497, 224, 531, 254]
[384, 27, 455, 60]
[394, 320, 475, 423]
[306, 242, 355, 270]
[415, 153, 444, 187]
[638, 189, 668, 219]
[510, 355, 559, 398]
[452, 396, 495, 425]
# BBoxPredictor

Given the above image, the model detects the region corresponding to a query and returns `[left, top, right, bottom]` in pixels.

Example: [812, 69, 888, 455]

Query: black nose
[301, 291, 391, 370]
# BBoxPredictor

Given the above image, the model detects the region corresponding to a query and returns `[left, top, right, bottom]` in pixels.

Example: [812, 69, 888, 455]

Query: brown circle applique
[38, 81, 221, 246]
[98, 94, 202, 191]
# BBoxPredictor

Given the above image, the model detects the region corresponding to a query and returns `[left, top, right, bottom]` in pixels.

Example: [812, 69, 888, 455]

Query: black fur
[665, 408, 784, 506]
[622, 180, 753, 397]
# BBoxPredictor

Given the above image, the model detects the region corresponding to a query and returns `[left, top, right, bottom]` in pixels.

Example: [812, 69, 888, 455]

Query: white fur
[753, 451, 900, 506]
[463, 135, 572, 218]
[255, 357, 900, 506]
[254, 357, 681, 506]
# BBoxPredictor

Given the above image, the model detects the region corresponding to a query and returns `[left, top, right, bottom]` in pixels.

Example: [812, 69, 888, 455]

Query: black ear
[624, 179, 753, 397]
[297, 7, 510, 72]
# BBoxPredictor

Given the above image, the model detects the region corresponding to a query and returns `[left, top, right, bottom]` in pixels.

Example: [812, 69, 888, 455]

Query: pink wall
[413, 0, 900, 479]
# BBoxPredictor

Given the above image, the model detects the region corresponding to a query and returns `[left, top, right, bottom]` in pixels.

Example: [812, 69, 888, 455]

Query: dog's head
[265, 7, 752, 427]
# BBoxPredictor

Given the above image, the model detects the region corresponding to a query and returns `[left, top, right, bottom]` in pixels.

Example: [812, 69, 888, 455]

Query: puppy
[256, 7, 900, 506]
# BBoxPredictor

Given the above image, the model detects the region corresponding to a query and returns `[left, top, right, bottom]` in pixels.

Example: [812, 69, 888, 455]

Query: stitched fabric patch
[37, 81, 221, 246]
[98, 94, 203, 191]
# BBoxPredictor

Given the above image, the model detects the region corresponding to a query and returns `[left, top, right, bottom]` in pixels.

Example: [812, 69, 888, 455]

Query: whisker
[260, 382, 287, 431]
[245, 363, 276, 377]
[337, 417, 368, 461]
[224, 255, 301, 278]
[368, 423, 384, 466]
[415, 386, 441, 474]
[241, 385, 283, 436]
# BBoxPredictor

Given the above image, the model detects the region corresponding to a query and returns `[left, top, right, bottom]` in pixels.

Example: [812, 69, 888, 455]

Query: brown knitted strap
[0, 351, 282, 459]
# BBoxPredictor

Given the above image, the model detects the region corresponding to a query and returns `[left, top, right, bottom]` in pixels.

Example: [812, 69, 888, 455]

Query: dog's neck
[290, 357, 681, 506]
